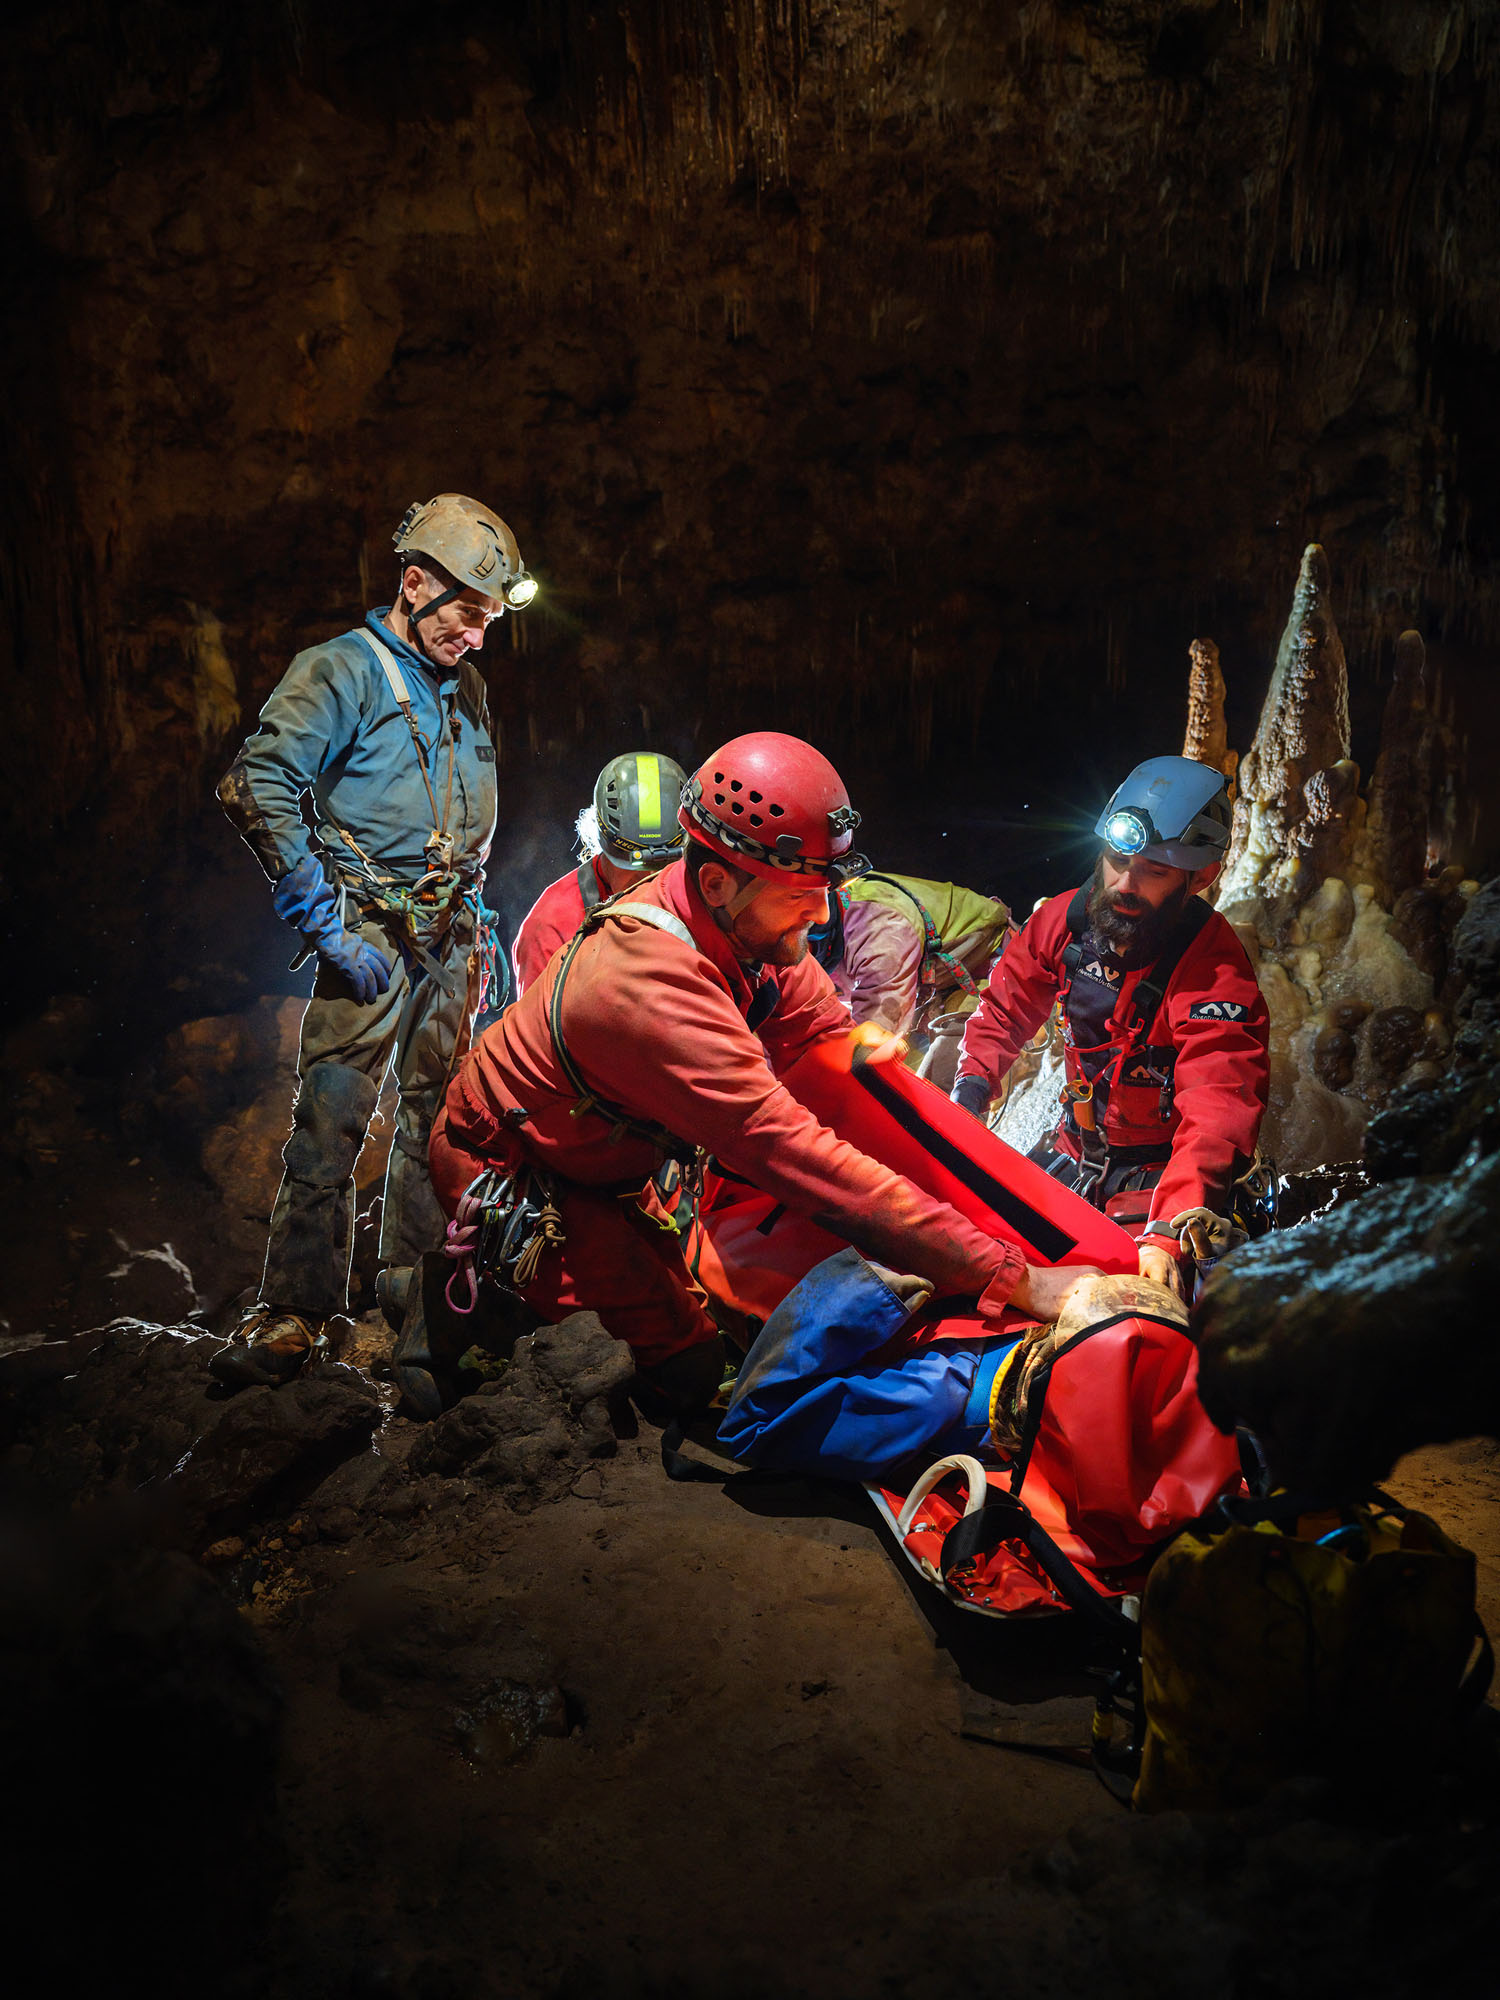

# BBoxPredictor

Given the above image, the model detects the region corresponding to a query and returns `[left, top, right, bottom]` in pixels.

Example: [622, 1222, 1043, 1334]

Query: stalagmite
[1181, 637, 1237, 785]
[1218, 544, 1358, 914]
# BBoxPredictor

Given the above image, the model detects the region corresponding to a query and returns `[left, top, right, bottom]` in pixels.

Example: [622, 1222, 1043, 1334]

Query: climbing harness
[1053, 885, 1212, 1203]
[548, 899, 707, 1168]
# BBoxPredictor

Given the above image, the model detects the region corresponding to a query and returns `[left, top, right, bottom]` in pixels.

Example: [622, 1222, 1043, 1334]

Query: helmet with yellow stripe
[593, 752, 689, 870]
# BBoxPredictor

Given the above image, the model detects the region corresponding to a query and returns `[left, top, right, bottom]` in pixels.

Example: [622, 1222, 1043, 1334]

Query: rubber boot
[380, 1104, 449, 1270]
[393, 1253, 541, 1421]
[375, 1264, 414, 1335]
[260, 1061, 380, 1321]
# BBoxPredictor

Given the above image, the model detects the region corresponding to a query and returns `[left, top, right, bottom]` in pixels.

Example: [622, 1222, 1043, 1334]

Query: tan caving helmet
[393, 493, 537, 617]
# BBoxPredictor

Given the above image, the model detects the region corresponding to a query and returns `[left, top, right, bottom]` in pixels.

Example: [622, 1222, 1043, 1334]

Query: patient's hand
[1137, 1241, 1187, 1299]
[1009, 1263, 1102, 1321]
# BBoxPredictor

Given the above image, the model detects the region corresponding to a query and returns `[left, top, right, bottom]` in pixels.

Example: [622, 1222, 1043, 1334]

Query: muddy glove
[271, 855, 391, 1005]
[951, 1074, 991, 1120]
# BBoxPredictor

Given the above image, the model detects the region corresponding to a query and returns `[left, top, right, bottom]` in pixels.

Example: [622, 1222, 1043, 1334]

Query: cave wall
[4, 0, 1499, 1001]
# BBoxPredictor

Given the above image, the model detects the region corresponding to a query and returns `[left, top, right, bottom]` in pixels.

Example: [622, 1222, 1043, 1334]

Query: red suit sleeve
[758, 954, 860, 1074]
[1143, 925, 1270, 1238]
[512, 874, 584, 997]
[954, 895, 1067, 1089]
[566, 942, 1025, 1305]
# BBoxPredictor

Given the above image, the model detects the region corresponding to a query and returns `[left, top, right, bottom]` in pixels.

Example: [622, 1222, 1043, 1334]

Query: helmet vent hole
[731, 802, 743, 814]
[768, 803, 785, 817]
[713, 772, 725, 784]
[748, 789, 762, 803]
[748, 812, 763, 826]
[729, 779, 742, 792]
[713, 791, 726, 805]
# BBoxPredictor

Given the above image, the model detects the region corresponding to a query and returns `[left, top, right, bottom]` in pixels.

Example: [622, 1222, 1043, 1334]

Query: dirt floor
[4, 1030, 1499, 2000]
[254, 1403, 1500, 2000]
[6, 1293, 1495, 2000]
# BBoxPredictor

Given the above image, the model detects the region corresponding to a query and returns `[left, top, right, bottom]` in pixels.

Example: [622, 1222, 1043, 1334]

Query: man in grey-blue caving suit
[211, 493, 537, 1388]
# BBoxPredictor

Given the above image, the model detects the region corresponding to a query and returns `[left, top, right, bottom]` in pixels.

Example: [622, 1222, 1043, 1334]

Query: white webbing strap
[603, 901, 697, 950]
[357, 627, 413, 711]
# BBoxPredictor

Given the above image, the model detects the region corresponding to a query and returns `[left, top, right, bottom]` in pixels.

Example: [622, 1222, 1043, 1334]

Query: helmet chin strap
[724, 875, 765, 921]
[402, 581, 464, 667]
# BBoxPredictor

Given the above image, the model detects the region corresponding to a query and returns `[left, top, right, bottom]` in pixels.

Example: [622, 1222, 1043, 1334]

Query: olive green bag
[1130, 1494, 1492, 1812]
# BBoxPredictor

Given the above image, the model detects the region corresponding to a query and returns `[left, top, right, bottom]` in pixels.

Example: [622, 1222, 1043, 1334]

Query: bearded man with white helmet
[951, 756, 1271, 1297]
[211, 494, 537, 1388]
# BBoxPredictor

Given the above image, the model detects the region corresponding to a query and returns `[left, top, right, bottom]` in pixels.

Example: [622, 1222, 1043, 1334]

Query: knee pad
[282, 1062, 380, 1187]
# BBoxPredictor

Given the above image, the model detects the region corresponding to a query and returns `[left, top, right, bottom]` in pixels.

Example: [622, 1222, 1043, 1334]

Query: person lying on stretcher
[719, 1255, 1186, 1482]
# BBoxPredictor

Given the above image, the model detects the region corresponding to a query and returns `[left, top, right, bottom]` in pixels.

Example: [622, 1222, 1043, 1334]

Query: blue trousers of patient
[717, 1248, 1019, 1483]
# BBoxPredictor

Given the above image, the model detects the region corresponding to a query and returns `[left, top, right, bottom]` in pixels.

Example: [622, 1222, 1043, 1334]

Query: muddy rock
[0, 1320, 379, 1540]
[1365, 875, 1500, 1179]
[1195, 1150, 1500, 1491]
[1364, 1004, 1426, 1080]
[168, 1372, 382, 1539]
[1311, 1025, 1356, 1092]
[407, 1312, 633, 1507]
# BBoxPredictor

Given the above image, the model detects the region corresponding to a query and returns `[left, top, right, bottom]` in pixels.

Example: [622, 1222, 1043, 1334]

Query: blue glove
[271, 856, 392, 1006]
[951, 1074, 991, 1119]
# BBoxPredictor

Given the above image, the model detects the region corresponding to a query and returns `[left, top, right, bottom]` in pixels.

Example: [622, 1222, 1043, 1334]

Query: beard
[729, 914, 810, 966]
[1086, 858, 1191, 967]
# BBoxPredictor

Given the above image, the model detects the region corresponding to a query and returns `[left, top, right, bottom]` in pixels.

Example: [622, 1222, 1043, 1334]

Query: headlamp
[505, 572, 538, 610]
[1103, 807, 1152, 857]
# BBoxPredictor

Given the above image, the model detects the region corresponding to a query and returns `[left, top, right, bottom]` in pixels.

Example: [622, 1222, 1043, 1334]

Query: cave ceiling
[4, 0, 1499, 914]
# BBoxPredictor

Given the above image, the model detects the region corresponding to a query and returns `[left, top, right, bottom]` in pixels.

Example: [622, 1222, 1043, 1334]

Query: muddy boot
[393, 1255, 541, 1420]
[209, 1307, 329, 1390]
[634, 1335, 727, 1423]
[392, 1251, 482, 1421]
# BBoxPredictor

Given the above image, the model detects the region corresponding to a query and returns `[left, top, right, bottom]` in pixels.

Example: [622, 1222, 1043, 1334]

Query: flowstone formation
[1217, 545, 1472, 1170]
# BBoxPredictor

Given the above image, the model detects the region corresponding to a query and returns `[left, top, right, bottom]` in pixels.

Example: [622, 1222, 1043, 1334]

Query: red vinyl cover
[867, 1314, 1244, 1616]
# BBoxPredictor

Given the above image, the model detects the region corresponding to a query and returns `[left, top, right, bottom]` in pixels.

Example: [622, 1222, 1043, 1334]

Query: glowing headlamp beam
[1103, 808, 1151, 856]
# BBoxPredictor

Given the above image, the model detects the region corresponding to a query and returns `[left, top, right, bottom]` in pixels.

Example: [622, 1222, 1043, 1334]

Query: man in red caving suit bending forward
[416, 732, 1090, 1418]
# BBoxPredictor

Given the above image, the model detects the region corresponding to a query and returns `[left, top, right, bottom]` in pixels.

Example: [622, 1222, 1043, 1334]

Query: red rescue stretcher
[695, 1034, 1244, 1619]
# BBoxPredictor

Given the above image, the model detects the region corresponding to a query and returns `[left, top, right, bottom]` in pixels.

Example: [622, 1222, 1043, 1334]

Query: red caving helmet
[679, 732, 870, 885]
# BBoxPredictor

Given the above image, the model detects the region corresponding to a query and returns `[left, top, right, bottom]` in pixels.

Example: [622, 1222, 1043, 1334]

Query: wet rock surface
[1195, 1150, 1500, 1491]
[1365, 875, 1500, 1180]
[0, 1321, 380, 1538]
[407, 1313, 634, 1505]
